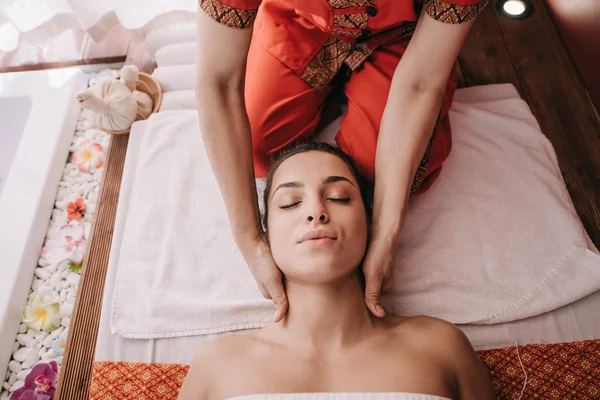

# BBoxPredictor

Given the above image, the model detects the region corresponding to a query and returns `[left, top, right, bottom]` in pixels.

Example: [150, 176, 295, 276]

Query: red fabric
[89, 340, 600, 399]
[247, 34, 456, 193]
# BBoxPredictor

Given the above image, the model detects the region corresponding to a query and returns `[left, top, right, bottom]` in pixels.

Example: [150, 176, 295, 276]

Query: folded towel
[160, 90, 195, 111]
[111, 111, 272, 338]
[111, 84, 600, 339]
[155, 42, 196, 67]
[152, 65, 195, 92]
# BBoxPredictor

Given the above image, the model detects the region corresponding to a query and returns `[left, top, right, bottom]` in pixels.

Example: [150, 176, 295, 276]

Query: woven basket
[98, 72, 162, 135]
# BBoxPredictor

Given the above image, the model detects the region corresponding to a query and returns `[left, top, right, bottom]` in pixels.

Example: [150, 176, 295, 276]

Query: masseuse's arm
[364, 5, 484, 315]
[373, 10, 476, 232]
[195, 8, 288, 319]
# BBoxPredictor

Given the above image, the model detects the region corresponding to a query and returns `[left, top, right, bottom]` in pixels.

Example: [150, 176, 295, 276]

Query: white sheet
[95, 87, 600, 363]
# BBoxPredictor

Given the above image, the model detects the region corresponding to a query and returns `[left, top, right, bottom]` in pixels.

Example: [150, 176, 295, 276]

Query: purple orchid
[10, 361, 58, 400]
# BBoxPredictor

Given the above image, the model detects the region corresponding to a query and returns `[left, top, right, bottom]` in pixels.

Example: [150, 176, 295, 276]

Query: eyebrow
[271, 175, 355, 200]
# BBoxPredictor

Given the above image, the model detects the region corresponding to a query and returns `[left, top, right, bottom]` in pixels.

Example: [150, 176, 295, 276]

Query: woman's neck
[274, 272, 377, 351]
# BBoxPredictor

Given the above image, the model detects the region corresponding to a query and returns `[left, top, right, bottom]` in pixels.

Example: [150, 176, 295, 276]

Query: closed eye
[329, 198, 350, 203]
[279, 201, 301, 209]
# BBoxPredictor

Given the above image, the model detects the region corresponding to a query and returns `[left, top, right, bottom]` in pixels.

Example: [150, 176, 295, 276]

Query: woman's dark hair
[261, 141, 373, 235]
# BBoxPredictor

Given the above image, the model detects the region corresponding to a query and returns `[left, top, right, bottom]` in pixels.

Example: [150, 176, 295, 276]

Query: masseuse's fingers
[365, 272, 386, 318]
[267, 276, 288, 323]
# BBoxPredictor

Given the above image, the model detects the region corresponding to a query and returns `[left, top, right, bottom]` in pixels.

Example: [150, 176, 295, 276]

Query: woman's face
[267, 151, 368, 284]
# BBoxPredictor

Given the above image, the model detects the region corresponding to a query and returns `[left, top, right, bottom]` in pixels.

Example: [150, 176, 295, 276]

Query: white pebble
[28, 339, 39, 349]
[31, 279, 44, 291]
[49, 272, 62, 288]
[61, 318, 71, 328]
[43, 336, 55, 348]
[34, 331, 48, 341]
[60, 302, 74, 318]
[67, 273, 80, 286]
[51, 327, 65, 339]
[8, 373, 17, 386]
[1, 390, 10, 400]
[38, 257, 49, 268]
[36, 286, 53, 296]
[51, 209, 63, 221]
[26, 351, 40, 366]
[35, 342, 43, 351]
[16, 334, 30, 347]
[9, 380, 24, 393]
[56, 281, 67, 291]
[8, 361, 21, 374]
[52, 356, 63, 365]
[60, 290, 66, 302]
[61, 269, 71, 279]
[18, 324, 27, 334]
[21, 360, 34, 370]
[67, 288, 76, 298]
[84, 223, 92, 240]
[45, 263, 58, 273]
[12, 347, 35, 362]
[12, 342, 19, 353]
[2, 383, 11, 392]
[16, 369, 31, 381]
[88, 191, 98, 203]
[34, 268, 51, 280]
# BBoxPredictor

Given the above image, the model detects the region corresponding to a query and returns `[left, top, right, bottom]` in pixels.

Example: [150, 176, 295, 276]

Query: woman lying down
[178, 142, 495, 400]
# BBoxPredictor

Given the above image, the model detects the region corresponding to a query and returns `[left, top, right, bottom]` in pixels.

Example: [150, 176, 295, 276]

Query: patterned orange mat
[90, 339, 600, 399]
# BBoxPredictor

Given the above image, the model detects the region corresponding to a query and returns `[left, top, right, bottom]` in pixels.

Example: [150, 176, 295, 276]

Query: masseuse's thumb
[365, 273, 385, 318]
[268, 279, 288, 323]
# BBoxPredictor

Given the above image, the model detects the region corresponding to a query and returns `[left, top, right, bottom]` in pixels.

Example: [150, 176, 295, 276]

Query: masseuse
[195, 0, 489, 319]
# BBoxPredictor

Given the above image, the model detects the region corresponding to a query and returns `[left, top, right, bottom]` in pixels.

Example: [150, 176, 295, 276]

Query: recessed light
[496, 0, 534, 19]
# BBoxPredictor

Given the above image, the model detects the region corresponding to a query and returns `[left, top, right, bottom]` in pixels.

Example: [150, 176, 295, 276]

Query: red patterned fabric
[476, 340, 600, 399]
[90, 340, 600, 399]
[89, 362, 189, 400]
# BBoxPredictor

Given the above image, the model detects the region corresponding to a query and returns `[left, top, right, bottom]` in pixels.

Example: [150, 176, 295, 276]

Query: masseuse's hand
[362, 222, 396, 318]
[247, 233, 289, 322]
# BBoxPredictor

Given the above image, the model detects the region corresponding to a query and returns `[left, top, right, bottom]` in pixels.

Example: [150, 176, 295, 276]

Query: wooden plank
[55, 43, 154, 399]
[458, 5, 526, 99]
[494, 0, 600, 247]
[54, 134, 129, 400]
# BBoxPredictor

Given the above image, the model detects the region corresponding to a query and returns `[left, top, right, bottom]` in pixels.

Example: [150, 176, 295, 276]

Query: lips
[298, 229, 338, 243]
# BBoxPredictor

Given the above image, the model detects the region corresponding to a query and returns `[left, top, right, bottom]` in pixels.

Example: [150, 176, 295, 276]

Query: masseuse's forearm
[196, 84, 262, 250]
[373, 78, 445, 234]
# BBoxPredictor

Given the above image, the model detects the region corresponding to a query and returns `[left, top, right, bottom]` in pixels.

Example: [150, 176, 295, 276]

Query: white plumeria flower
[41, 221, 87, 265]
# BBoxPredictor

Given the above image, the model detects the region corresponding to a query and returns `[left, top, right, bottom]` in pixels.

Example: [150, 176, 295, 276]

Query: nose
[305, 199, 329, 223]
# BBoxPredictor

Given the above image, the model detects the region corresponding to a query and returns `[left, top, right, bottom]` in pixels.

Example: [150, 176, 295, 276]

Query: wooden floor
[55, 0, 600, 398]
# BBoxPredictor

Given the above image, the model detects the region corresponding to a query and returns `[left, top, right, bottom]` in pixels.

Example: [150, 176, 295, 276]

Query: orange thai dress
[199, 0, 489, 193]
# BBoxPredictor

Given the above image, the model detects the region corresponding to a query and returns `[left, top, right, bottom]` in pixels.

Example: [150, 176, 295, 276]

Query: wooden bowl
[98, 72, 163, 135]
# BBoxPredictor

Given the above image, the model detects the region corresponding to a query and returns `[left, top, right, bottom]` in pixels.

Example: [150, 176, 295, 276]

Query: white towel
[381, 84, 600, 323]
[160, 90, 195, 111]
[111, 84, 600, 339]
[152, 65, 195, 92]
[111, 111, 272, 338]
[155, 42, 196, 67]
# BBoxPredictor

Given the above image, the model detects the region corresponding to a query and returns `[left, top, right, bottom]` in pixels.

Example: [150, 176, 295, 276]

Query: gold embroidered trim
[334, 13, 369, 29]
[345, 42, 373, 70]
[198, 0, 258, 28]
[328, 0, 370, 9]
[425, 0, 489, 24]
[299, 37, 353, 91]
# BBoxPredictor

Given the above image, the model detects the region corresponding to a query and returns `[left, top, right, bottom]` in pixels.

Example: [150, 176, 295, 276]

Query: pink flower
[41, 221, 86, 265]
[10, 361, 58, 400]
[66, 198, 86, 221]
[71, 141, 103, 172]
